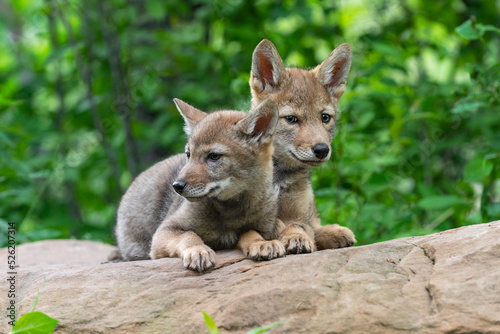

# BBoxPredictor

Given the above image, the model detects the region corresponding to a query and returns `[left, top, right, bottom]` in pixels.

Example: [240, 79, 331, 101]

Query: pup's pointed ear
[312, 43, 352, 100]
[250, 39, 288, 93]
[235, 99, 278, 144]
[173, 98, 207, 135]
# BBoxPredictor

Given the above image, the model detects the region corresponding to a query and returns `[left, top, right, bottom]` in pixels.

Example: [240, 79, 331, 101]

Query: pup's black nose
[312, 143, 330, 159]
[172, 180, 187, 194]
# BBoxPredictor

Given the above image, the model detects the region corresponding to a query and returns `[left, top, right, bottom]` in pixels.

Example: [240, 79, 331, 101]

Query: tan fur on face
[250, 40, 356, 253]
[179, 109, 277, 200]
[252, 65, 341, 169]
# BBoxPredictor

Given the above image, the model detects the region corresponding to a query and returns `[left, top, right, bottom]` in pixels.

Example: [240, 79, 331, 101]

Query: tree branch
[56, 3, 123, 194]
[45, 0, 84, 235]
[95, 0, 139, 178]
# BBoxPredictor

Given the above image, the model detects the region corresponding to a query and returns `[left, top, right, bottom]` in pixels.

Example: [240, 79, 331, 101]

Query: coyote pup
[115, 99, 285, 271]
[250, 40, 356, 253]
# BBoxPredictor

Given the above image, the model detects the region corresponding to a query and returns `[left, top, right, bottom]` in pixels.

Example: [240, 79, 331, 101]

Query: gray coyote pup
[115, 99, 285, 271]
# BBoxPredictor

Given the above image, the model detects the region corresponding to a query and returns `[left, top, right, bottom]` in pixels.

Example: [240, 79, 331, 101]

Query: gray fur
[115, 154, 186, 260]
[115, 99, 280, 262]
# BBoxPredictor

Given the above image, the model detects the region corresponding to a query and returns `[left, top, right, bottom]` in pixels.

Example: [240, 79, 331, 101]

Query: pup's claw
[281, 234, 314, 254]
[182, 246, 216, 272]
[247, 240, 286, 261]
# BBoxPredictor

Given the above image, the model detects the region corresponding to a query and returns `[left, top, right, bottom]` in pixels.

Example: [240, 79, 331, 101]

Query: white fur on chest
[276, 175, 296, 191]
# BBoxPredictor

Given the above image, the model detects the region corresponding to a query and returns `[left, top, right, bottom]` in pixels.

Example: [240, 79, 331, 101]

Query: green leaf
[464, 157, 493, 182]
[202, 312, 219, 334]
[0, 130, 14, 147]
[485, 63, 500, 84]
[417, 195, 466, 210]
[455, 20, 480, 40]
[10, 312, 58, 334]
[486, 203, 500, 217]
[476, 24, 500, 36]
[246, 322, 284, 334]
[451, 100, 485, 114]
[389, 118, 404, 139]
[145, 1, 166, 21]
[30, 277, 46, 313]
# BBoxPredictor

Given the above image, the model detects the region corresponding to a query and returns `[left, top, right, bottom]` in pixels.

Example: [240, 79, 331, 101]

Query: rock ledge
[1, 222, 499, 334]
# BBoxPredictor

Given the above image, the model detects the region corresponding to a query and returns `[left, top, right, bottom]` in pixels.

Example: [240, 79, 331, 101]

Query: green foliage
[9, 278, 59, 334]
[246, 323, 284, 334]
[456, 18, 500, 40]
[312, 1, 500, 244]
[9, 312, 59, 334]
[202, 312, 282, 334]
[202, 312, 219, 334]
[0, 0, 499, 247]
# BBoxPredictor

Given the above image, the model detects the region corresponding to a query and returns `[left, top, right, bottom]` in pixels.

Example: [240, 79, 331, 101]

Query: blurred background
[0, 0, 499, 247]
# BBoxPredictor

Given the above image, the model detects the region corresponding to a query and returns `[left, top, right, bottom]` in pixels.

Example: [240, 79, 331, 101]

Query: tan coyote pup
[250, 39, 356, 253]
[115, 99, 285, 271]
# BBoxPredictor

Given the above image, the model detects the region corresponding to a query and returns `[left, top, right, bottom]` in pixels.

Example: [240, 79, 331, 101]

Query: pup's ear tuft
[250, 40, 288, 93]
[173, 98, 207, 135]
[235, 99, 278, 144]
[312, 43, 352, 100]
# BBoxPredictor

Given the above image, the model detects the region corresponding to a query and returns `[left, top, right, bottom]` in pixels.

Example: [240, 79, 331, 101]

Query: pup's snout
[312, 143, 329, 159]
[172, 180, 187, 194]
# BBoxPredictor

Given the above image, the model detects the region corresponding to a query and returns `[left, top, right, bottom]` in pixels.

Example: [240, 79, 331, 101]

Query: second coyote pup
[250, 39, 356, 253]
[115, 99, 285, 271]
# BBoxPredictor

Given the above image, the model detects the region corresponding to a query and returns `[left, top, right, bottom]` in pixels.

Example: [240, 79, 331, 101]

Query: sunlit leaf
[202, 312, 219, 334]
[452, 101, 484, 114]
[246, 322, 284, 334]
[464, 157, 493, 182]
[389, 118, 404, 139]
[10, 312, 58, 334]
[455, 20, 480, 40]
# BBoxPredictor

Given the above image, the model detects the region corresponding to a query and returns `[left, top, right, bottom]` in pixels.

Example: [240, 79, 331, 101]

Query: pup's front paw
[182, 246, 216, 272]
[246, 240, 286, 261]
[280, 233, 315, 254]
[315, 225, 356, 250]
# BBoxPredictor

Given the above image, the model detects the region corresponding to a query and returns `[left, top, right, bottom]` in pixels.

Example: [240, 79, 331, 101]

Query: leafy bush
[0, 0, 498, 247]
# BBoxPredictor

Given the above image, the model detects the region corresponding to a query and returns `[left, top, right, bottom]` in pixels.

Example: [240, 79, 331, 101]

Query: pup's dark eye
[186, 152, 190, 159]
[207, 153, 221, 161]
[284, 115, 299, 124]
[321, 113, 331, 123]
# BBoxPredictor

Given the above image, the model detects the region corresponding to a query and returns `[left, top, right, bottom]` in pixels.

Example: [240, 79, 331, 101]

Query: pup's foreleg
[150, 227, 215, 272]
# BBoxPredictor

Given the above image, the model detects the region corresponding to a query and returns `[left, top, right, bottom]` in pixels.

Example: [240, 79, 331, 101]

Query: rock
[1, 239, 116, 268]
[1, 222, 499, 334]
